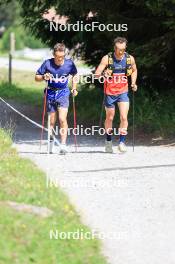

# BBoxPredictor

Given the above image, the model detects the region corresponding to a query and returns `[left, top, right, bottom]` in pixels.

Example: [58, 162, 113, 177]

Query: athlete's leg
[105, 107, 115, 137]
[104, 107, 115, 153]
[49, 112, 57, 133]
[47, 109, 57, 153]
[47, 98, 57, 135]
[58, 107, 68, 144]
[118, 101, 129, 131]
[104, 94, 116, 140]
[117, 101, 129, 152]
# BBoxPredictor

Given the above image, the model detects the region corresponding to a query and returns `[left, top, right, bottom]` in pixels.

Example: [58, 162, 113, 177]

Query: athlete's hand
[104, 69, 113, 78]
[43, 72, 53, 81]
[71, 89, 78, 97]
[131, 83, 137, 92]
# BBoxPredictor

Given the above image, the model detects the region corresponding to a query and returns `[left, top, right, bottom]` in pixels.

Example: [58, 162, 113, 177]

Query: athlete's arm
[35, 60, 53, 82]
[35, 73, 52, 82]
[95, 55, 108, 78]
[130, 56, 138, 91]
[71, 73, 78, 96]
[35, 74, 43, 82]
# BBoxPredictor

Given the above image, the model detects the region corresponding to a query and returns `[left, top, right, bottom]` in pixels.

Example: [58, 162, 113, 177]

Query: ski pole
[99, 94, 105, 128]
[72, 95, 77, 152]
[40, 87, 47, 151]
[47, 113, 51, 154]
[99, 80, 107, 127]
[132, 89, 135, 152]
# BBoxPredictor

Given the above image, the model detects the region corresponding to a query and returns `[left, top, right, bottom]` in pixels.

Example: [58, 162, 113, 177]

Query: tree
[0, 0, 46, 50]
[3, 0, 175, 89]
[0, 0, 20, 29]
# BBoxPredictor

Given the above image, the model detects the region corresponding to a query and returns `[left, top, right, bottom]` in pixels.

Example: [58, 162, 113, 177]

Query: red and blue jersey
[104, 52, 129, 95]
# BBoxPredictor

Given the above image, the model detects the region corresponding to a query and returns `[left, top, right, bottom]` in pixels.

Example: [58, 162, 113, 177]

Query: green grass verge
[0, 81, 43, 107]
[74, 84, 175, 136]
[0, 129, 107, 264]
[0, 68, 42, 88]
[0, 68, 43, 107]
[130, 87, 175, 136]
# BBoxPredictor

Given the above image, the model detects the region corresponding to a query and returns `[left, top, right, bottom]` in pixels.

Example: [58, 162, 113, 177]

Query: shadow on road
[71, 164, 175, 173]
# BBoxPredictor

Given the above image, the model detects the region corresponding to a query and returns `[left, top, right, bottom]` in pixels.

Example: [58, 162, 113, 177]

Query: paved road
[1, 100, 175, 264]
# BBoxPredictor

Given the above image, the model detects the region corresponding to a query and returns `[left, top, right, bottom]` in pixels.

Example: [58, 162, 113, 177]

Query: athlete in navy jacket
[35, 43, 78, 154]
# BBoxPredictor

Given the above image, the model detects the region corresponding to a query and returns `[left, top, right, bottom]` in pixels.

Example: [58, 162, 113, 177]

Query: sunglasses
[114, 47, 126, 52]
[54, 55, 64, 59]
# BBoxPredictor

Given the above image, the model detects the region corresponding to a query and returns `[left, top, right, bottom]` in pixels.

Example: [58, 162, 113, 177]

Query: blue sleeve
[70, 61, 78, 76]
[36, 60, 47, 75]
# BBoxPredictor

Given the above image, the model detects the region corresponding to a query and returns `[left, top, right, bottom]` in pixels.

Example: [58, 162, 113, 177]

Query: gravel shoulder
[1, 100, 175, 264]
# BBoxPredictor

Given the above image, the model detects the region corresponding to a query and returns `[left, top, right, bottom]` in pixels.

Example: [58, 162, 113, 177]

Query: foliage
[0, 25, 46, 51]
[0, 0, 174, 136]
[0, 0, 20, 28]
[4, 0, 175, 89]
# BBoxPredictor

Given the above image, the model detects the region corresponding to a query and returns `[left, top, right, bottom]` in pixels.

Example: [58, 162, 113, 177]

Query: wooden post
[8, 32, 15, 84]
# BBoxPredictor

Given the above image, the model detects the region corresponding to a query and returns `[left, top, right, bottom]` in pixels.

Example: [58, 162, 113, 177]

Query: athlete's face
[114, 42, 126, 57]
[54, 51, 65, 65]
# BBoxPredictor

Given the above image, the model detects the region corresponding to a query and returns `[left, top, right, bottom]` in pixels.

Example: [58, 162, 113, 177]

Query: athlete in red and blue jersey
[95, 37, 137, 153]
[35, 43, 78, 154]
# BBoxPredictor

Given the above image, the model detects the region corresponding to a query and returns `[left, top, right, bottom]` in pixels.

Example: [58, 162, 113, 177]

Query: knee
[50, 122, 55, 128]
[120, 115, 128, 123]
[106, 114, 114, 122]
[59, 117, 67, 126]
[50, 119, 55, 128]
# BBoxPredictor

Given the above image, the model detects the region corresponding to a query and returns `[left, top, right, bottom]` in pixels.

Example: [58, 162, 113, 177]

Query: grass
[0, 81, 43, 107]
[0, 68, 43, 88]
[74, 84, 175, 136]
[131, 87, 175, 136]
[0, 128, 107, 264]
[0, 68, 43, 107]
